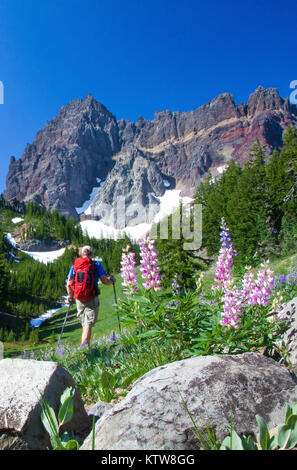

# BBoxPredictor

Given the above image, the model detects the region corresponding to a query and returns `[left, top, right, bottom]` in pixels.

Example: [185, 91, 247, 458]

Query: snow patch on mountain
[5, 233, 66, 264]
[80, 189, 194, 242]
[75, 178, 103, 215]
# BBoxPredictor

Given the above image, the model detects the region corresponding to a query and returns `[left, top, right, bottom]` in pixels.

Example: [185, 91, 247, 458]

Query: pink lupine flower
[139, 237, 162, 291]
[241, 261, 274, 307]
[212, 218, 235, 292]
[220, 287, 243, 329]
[213, 218, 277, 329]
[213, 246, 234, 289]
[212, 218, 243, 327]
[120, 244, 139, 295]
[241, 266, 256, 301]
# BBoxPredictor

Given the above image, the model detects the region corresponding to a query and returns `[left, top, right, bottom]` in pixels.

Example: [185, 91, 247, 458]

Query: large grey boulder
[0, 359, 91, 450]
[278, 297, 297, 368]
[81, 352, 297, 450]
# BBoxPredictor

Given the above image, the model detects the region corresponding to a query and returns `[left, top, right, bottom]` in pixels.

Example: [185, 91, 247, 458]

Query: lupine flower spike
[212, 218, 235, 292]
[120, 244, 139, 295]
[213, 218, 243, 328]
[139, 237, 162, 291]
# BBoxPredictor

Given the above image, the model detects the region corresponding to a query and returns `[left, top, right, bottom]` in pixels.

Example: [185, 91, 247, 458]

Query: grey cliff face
[91, 145, 168, 227]
[4, 87, 297, 223]
[5, 94, 120, 218]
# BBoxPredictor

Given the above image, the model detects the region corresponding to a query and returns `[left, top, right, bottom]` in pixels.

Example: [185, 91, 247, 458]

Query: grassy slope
[4, 271, 125, 356]
[40, 272, 126, 347]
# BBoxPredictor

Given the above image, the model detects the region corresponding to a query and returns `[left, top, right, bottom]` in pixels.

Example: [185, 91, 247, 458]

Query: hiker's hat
[82, 245, 93, 255]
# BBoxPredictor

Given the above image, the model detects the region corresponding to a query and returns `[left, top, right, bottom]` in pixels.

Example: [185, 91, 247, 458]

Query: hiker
[66, 245, 115, 347]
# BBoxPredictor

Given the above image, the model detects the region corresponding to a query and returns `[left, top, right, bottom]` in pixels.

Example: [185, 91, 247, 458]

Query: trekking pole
[111, 273, 122, 334]
[58, 303, 72, 344]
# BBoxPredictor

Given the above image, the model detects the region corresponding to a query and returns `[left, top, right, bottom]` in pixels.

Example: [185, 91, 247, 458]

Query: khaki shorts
[76, 296, 99, 327]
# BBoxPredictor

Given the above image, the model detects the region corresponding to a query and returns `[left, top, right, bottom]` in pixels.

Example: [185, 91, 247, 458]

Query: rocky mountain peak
[247, 86, 284, 116]
[4, 87, 297, 225]
[4, 94, 120, 218]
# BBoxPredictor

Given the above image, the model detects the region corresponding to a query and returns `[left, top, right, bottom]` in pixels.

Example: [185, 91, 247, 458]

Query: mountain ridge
[4, 86, 297, 225]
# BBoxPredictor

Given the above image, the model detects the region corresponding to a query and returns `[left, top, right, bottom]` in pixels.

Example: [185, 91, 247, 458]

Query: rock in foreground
[81, 352, 297, 450]
[0, 359, 91, 450]
[278, 296, 297, 368]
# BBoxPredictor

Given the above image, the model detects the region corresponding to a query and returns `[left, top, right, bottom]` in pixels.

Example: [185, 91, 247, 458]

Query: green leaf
[286, 427, 297, 449]
[65, 439, 80, 450]
[138, 329, 161, 339]
[58, 396, 74, 427]
[135, 296, 151, 305]
[50, 434, 63, 450]
[52, 444, 66, 450]
[92, 416, 96, 451]
[60, 387, 74, 405]
[285, 414, 297, 449]
[230, 429, 244, 450]
[256, 415, 270, 450]
[287, 413, 297, 429]
[220, 436, 231, 450]
[40, 400, 59, 437]
[268, 434, 278, 450]
[277, 424, 291, 448]
[285, 404, 293, 424]
[241, 435, 258, 450]
[291, 403, 297, 416]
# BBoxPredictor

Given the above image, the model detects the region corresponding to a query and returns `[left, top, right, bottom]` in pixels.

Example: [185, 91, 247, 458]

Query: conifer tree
[155, 205, 207, 290]
[226, 140, 269, 260]
[265, 149, 285, 240]
[279, 126, 297, 222]
[195, 172, 223, 255]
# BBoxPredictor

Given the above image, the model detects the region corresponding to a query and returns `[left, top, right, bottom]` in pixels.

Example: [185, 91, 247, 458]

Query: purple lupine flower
[139, 237, 162, 291]
[274, 272, 297, 287]
[22, 350, 28, 359]
[220, 218, 233, 248]
[172, 274, 180, 295]
[212, 219, 235, 292]
[30, 351, 35, 359]
[109, 331, 116, 342]
[220, 217, 238, 253]
[277, 275, 287, 284]
[120, 244, 139, 295]
[287, 272, 297, 284]
[55, 343, 65, 357]
[213, 218, 247, 328]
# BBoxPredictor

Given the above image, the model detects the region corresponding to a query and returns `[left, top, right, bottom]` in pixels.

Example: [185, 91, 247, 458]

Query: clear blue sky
[0, 0, 296, 194]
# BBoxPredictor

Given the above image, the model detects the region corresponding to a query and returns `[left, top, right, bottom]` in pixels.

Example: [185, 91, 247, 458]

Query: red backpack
[70, 257, 96, 302]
